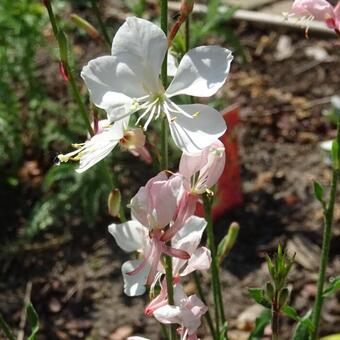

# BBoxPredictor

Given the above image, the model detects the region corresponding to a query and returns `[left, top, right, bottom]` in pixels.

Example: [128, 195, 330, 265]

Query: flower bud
[180, 0, 195, 17]
[278, 287, 290, 308]
[70, 14, 101, 41]
[217, 222, 239, 264]
[108, 188, 121, 218]
[57, 30, 68, 63]
[265, 281, 275, 301]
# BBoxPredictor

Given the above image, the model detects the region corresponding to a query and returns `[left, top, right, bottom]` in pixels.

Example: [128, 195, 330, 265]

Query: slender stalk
[311, 120, 340, 339]
[271, 295, 279, 340]
[193, 272, 216, 338]
[89, 0, 111, 47]
[203, 194, 226, 337]
[159, 1, 176, 339]
[44, 0, 93, 136]
[0, 313, 15, 340]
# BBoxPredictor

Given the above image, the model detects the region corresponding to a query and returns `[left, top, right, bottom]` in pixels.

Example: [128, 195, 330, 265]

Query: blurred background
[0, 0, 339, 339]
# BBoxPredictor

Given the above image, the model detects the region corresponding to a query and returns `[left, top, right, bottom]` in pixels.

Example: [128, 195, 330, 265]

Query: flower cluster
[58, 16, 232, 339]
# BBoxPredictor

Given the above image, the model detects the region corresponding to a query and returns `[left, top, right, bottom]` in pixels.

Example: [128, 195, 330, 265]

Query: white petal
[165, 46, 233, 98]
[172, 216, 207, 275]
[168, 104, 226, 154]
[108, 220, 147, 252]
[180, 247, 211, 276]
[76, 122, 124, 173]
[167, 52, 178, 77]
[111, 17, 167, 93]
[128, 337, 150, 340]
[153, 305, 182, 324]
[81, 56, 145, 121]
[122, 260, 150, 296]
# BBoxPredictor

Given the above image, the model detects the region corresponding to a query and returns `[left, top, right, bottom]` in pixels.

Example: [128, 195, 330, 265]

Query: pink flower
[108, 172, 190, 296]
[130, 172, 183, 229]
[153, 284, 208, 339]
[292, 0, 340, 31]
[162, 140, 225, 241]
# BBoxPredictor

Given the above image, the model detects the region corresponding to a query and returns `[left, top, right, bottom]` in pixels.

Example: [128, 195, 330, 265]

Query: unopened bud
[278, 288, 290, 309]
[108, 189, 121, 217]
[265, 281, 275, 301]
[180, 0, 195, 17]
[217, 222, 239, 264]
[70, 14, 101, 41]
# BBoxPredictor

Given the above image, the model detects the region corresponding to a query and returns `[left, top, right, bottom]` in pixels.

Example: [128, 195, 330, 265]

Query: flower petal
[180, 247, 211, 276]
[122, 260, 150, 296]
[111, 17, 167, 93]
[168, 104, 226, 154]
[81, 56, 146, 121]
[153, 305, 182, 324]
[165, 46, 233, 98]
[108, 220, 147, 252]
[75, 119, 127, 173]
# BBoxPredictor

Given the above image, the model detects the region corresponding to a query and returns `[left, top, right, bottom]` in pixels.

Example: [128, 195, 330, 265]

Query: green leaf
[0, 313, 15, 340]
[248, 309, 271, 340]
[292, 310, 313, 340]
[26, 303, 39, 340]
[282, 306, 314, 332]
[248, 288, 271, 309]
[323, 276, 340, 298]
[313, 181, 324, 204]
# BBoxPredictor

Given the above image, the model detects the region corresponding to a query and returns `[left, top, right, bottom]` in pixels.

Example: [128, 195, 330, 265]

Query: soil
[1, 3, 340, 340]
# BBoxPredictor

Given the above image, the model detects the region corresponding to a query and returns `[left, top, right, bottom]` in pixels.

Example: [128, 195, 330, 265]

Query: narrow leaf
[27, 303, 39, 340]
[292, 310, 313, 340]
[332, 139, 339, 169]
[248, 288, 271, 309]
[313, 181, 324, 203]
[0, 313, 15, 340]
[248, 309, 271, 340]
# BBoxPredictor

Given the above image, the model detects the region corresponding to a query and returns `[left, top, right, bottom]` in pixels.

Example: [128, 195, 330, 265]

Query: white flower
[57, 116, 148, 173]
[81, 17, 233, 154]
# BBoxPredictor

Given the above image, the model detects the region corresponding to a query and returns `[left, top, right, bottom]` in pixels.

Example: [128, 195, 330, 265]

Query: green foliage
[313, 181, 325, 205]
[248, 309, 271, 340]
[293, 310, 313, 340]
[323, 276, 340, 298]
[26, 303, 39, 340]
[248, 288, 271, 308]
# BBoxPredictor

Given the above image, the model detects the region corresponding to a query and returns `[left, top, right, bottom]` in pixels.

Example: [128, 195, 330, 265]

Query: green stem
[90, 0, 111, 47]
[159, 1, 176, 339]
[0, 313, 15, 340]
[312, 120, 340, 339]
[271, 297, 279, 340]
[185, 15, 190, 52]
[203, 194, 226, 337]
[45, 0, 93, 136]
[193, 272, 216, 338]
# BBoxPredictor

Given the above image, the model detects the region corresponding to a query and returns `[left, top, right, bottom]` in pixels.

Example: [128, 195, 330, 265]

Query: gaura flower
[81, 16, 233, 154]
[57, 116, 150, 172]
[162, 140, 225, 241]
[292, 0, 340, 31]
[108, 172, 190, 296]
[145, 216, 211, 316]
[153, 284, 208, 340]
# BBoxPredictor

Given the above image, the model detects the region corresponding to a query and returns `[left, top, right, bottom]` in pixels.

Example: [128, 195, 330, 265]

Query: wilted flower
[81, 16, 233, 154]
[57, 116, 149, 172]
